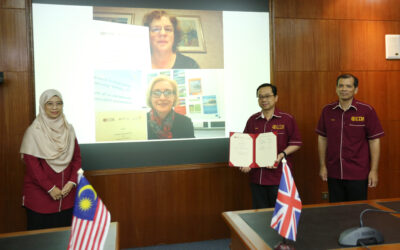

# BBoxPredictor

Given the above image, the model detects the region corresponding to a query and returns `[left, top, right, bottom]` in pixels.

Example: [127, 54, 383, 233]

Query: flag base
[274, 242, 295, 250]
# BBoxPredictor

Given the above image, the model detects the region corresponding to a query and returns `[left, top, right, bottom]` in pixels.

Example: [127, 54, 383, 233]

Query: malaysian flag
[68, 173, 110, 250]
[270, 159, 302, 241]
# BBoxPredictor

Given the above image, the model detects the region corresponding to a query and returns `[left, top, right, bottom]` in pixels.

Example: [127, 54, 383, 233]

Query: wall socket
[321, 192, 329, 200]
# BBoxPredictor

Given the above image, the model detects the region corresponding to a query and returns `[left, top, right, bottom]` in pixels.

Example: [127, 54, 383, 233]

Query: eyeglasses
[257, 95, 275, 100]
[45, 101, 63, 108]
[149, 26, 174, 34]
[151, 90, 175, 98]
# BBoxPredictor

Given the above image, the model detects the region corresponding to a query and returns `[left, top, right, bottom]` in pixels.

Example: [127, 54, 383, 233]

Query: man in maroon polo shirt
[240, 83, 302, 209]
[316, 74, 384, 202]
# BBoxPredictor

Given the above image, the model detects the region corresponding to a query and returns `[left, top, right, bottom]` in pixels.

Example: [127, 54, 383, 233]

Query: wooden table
[223, 198, 400, 250]
[0, 221, 119, 250]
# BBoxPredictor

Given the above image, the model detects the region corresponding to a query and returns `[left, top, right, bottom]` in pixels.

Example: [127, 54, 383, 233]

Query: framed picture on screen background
[93, 12, 133, 24]
[176, 16, 206, 53]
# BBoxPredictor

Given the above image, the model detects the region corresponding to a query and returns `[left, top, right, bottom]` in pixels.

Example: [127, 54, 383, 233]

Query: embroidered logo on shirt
[272, 124, 285, 129]
[351, 116, 365, 122]
[330, 118, 335, 122]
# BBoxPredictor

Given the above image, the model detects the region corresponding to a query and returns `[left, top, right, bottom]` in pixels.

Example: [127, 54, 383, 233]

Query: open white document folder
[229, 132, 277, 167]
[93, 20, 151, 70]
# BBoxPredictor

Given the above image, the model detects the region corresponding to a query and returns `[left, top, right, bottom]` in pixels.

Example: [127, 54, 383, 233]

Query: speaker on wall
[385, 34, 400, 59]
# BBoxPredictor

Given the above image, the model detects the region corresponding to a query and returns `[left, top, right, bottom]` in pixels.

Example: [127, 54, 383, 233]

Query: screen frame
[31, 0, 271, 170]
[32, 0, 269, 12]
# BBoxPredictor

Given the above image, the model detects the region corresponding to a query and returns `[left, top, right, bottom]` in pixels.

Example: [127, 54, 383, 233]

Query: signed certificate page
[229, 132, 277, 167]
[255, 132, 277, 167]
[229, 133, 254, 167]
[96, 110, 147, 141]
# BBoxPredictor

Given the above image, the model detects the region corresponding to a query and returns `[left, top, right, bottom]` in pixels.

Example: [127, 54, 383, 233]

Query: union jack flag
[270, 159, 302, 241]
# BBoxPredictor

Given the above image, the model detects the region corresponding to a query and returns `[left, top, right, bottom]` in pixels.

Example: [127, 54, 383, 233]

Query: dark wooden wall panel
[0, 0, 33, 234]
[85, 164, 252, 248]
[0, 73, 32, 233]
[274, 18, 340, 71]
[0, 0, 25, 9]
[272, 0, 400, 204]
[0, 9, 29, 71]
[369, 120, 400, 199]
[339, 20, 400, 71]
[274, 71, 339, 203]
[275, 19, 400, 72]
[274, 0, 400, 20]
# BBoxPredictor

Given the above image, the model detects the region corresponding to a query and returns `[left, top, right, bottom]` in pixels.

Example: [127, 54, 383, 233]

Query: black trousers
[327, 178, 368, 203]
[26, 208, 73, 230]
[250, 183, 279, 209]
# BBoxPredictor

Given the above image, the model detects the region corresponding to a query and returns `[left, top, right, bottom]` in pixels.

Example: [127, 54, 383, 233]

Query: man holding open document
[239, 83, 302, 209]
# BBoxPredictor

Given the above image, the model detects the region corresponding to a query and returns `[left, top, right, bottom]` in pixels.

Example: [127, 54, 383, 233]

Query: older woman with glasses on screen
[146, 76, 194, 139]
[143, 10, 199, 69]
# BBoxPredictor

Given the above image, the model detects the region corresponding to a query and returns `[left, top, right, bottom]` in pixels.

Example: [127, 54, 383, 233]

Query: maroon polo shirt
[316, 99, 384, 180]
[244, 109, 302, 185]
[22, 140, 81, 214]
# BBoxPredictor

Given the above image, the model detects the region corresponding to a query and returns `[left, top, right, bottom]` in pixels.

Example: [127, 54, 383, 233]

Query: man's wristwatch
[281, 151, 287, 158]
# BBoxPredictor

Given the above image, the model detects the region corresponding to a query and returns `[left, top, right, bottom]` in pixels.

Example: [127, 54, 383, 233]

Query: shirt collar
[332, 98, 358, 111]
[256, 108, 282, 119]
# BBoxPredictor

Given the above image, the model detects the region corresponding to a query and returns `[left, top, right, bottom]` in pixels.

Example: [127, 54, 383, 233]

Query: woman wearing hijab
[20, 89, 82, 230]
[146, 76, 195, 139]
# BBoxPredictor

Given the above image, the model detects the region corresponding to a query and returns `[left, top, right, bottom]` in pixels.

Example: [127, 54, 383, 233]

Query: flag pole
[77, 168, 84, 184]
[270, 154, 302, 246]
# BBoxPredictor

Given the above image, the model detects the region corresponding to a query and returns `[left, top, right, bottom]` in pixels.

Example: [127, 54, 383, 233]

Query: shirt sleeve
[243, 118, 251, 133]
[316, 108, 327, 137]
[366, 108, 385, 139]
[67, 139, 82, 185]
[288, 116, 302, 146]
[23, 154, 55, 192]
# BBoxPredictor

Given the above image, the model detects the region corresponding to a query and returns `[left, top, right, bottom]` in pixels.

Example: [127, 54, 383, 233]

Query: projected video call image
[93, 7, 224, 70]
[91, 7, 225, 141]
[94, 69, 225, 141]
[32, 3, 270, 144]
